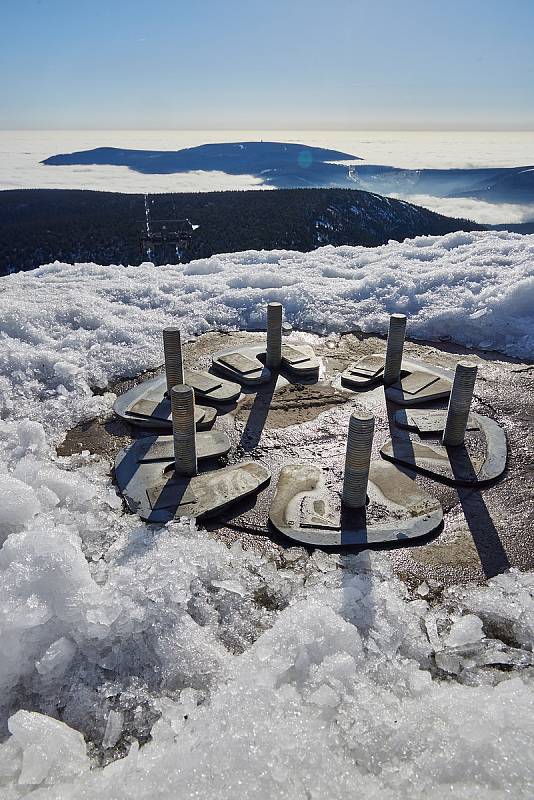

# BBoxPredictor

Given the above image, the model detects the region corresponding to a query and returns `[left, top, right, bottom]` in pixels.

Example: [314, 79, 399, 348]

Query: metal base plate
[212, 344, 320, 386]
[280, 344, 320, 377]
[381, 412, 507, 486]
[385, 370, 452, 406]
[341, 354, 452, 405]
[269, 461, 443, 546]
[395, 409, 480, 434]
[121, 430, 232, 465]
[115, 439, 271, 521]
[341, 354, 385, 388]
[182, 368, 241, 403]
[114, 374, 226, 431]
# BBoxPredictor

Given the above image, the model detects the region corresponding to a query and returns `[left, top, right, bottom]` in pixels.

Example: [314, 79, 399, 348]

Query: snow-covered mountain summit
[0, 231, 533, 798]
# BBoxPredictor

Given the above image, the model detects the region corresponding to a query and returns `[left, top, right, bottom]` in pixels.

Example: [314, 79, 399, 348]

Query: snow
[0, 229, 533, 444]
[0, 230, 533, 798]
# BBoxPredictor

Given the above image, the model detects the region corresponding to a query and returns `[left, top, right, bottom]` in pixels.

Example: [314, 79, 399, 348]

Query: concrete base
[381, 412, 507, 486]
[212, 343, 320, 386]
[269, 461, 443, 547]
[341, 354, 452, 405]
[115, 441, 270, 521]
[113, 373, 231, 431]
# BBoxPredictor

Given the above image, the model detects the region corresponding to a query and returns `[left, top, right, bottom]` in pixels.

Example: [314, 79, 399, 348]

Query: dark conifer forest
[0, 188, 483, 275]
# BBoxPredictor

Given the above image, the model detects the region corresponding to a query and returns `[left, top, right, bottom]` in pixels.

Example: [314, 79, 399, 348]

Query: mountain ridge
[41, 141, 534, 204]
[0, 187, 484, 274]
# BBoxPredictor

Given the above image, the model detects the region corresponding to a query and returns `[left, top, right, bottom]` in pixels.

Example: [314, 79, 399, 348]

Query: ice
[0, 473, 40, 541]
[446, 569, 534, 649]
[211, 579, 246, 597]
[435, 652, 462, 675]
[0, 234, 533, 797]
[445, 615, 485, 648]
[416, 581, 430, 597]
[4, 710, 89, 786]
[102, 710, 124, 749]
[35, 637, 76, 677]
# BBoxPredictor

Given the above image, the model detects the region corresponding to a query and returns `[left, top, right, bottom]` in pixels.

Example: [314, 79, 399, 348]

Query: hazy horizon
[3, 127, 534, 133]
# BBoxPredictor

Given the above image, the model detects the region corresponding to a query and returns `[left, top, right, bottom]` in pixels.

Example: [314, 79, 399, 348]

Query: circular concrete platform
[58, 329, 534, 587]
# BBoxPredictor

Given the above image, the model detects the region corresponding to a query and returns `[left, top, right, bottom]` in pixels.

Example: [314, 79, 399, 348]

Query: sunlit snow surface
[0, 231, 534, 798]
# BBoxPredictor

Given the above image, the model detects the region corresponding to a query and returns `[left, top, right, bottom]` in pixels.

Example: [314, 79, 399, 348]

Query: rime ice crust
[0, 231, 533, 796]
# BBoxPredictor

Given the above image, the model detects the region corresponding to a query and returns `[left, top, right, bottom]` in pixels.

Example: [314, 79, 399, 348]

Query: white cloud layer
[1, 130, 533, 193]
[393, 194, 534, 224]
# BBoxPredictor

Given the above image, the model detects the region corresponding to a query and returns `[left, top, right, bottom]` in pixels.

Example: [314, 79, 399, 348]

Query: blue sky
[1, 0, 533, 130]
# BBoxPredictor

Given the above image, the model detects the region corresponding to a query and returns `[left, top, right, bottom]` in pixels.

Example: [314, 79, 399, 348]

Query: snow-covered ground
[0, 230, 534, 798]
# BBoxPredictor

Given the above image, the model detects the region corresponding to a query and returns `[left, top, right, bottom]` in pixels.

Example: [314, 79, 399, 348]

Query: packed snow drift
[0, 230, 533, 799]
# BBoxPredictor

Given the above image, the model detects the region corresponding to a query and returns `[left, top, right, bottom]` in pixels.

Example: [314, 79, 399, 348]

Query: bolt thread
[266, 302, 283, 369]
[442, 361, 477, 447]
[163, 327, 184, 394]
[171, 384, 197, 476]
[383, 313, 407, 386]
[342, 412, 375, 509]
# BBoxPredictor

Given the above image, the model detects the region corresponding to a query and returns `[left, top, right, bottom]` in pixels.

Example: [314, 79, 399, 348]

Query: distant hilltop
[42, 141, 534, 204]
[42, 141, 362, 189]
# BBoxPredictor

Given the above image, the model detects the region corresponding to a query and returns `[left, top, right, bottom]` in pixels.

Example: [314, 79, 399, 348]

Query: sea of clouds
[1, 130, 533, 224]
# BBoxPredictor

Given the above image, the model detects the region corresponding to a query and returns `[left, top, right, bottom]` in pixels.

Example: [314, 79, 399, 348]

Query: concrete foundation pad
[269, 461, 443, 547]
[114, 376, 217, 430]
[381, 413, 507, 486]
[75, 329, 533, 583]
[115, 452, 271, 522]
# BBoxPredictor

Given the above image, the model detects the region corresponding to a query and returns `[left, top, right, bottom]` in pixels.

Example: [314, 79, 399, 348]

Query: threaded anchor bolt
[266, 302, 283, 369]
[342, 411, 375, 509]
[383, 313, 407, 386]
[163, 327, 184, 394]
[442, 361, 478, 447]
[171, 384, 198, 476]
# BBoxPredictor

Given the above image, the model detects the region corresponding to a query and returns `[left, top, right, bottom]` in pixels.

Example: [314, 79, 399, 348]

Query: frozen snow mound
[0, 230, 532, 440]
[1, 545, 534, 799]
